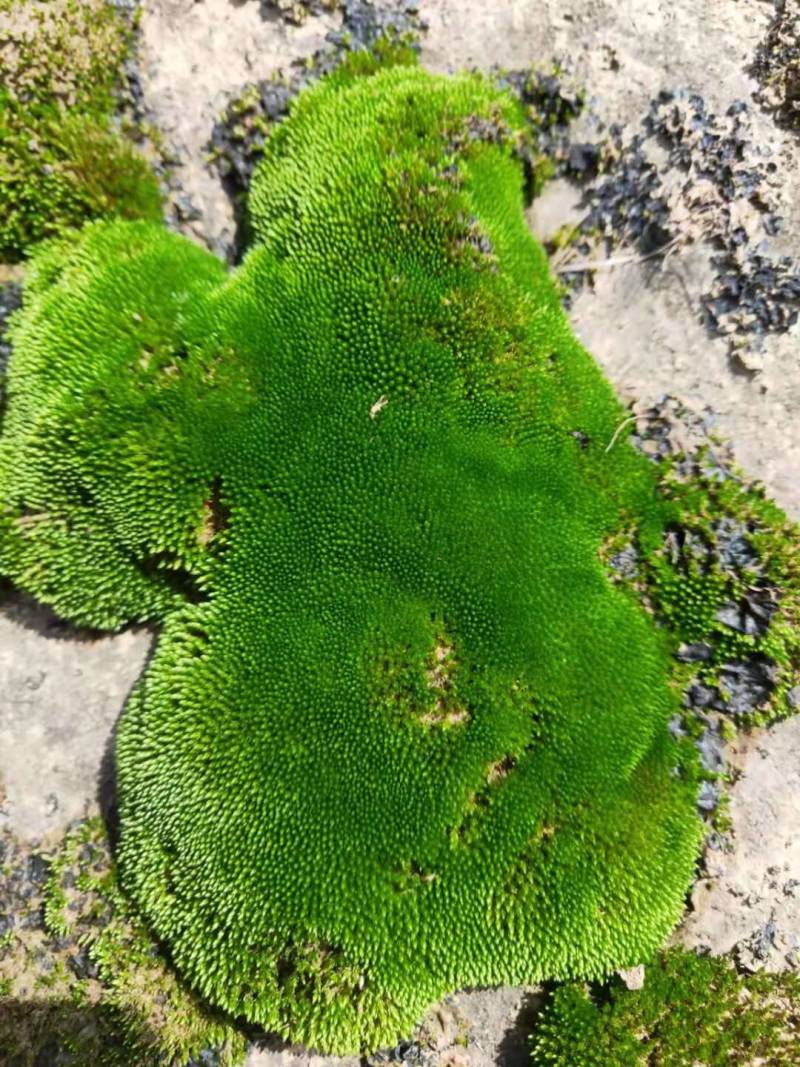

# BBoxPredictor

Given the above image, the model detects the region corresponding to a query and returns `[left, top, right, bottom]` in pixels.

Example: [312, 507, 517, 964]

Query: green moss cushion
[0, 66, 702, 1052]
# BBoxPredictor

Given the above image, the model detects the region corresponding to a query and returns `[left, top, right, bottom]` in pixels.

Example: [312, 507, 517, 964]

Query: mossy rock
[0, 60, 798, 1053]
[0, 820, 246, 1067]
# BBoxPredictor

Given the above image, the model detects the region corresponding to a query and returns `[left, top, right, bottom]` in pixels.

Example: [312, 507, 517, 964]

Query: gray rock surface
[0, 596, 152, 840]
[679, 717, 800, 971]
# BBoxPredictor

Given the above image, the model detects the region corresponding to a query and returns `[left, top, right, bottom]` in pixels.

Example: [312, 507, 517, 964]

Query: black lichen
[555, 90, 800, 358]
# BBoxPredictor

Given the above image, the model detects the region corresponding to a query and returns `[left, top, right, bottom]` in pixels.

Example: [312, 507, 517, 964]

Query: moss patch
[530, 948, 800, 1066]
[0, 0, 162, 261]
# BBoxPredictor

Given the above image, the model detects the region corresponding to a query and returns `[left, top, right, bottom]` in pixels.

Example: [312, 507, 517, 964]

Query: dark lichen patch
[327, 0, 425, 52]
[257, 0, 420, 32]
[0, 819, 246, 1066]
[494, 65, 589, 195]
[553, 117, 668, 259]
[257, 0, 339, 26]
[550, 90, 800, 364]
[751, 0, 800, 134]
[0, 279, 23, 413]
[530, 948, 800, 1067]
[209, 80, 292, 197]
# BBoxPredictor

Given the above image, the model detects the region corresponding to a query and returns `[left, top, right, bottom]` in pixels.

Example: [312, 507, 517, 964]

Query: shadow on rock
[97, 713, 122, 849]
[0, 584, 116, 644]
[0, 998, 156, 1067]
[495, 989, 548, 1067]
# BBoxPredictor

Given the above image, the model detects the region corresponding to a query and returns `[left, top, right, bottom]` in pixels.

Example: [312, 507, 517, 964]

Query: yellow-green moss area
[530, 948, 800, 1066]
[1, 58, 798, 1053]
[0, 818, 246, 1066]
[0, 0, 162, 261]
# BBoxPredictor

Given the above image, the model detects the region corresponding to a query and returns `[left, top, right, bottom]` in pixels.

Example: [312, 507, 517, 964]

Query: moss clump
[530, 948, 800, 1066]
[751, 0, 800, 133]
[618, 399, 800, 725]
[0, 0, 162, 260]
[0, 60, 797, 1052]
[0, 819, 246, 1066]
